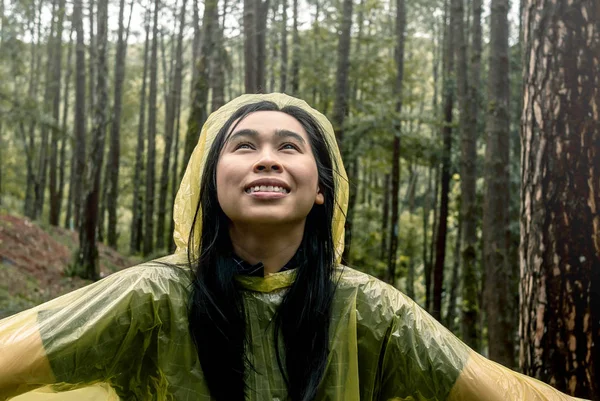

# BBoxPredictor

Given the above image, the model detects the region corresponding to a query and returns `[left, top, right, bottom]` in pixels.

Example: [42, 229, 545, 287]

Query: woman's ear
[315, 186, 324, 205]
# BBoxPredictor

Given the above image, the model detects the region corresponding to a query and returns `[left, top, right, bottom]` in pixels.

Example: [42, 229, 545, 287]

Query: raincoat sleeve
[372, 284, 587, 401]
[0, 261, 189, 401]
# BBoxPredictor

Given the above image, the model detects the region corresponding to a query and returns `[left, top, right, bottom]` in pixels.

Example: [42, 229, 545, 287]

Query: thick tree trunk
[72, 0, 87, 229]
[212, 3, 227, 111]
[88, 0, 96, 123]
[23, 0, 43, 220]
[386, 0, 406, 284]
[432, 0, 455, 321]
[279, 0, 288, 92]
[105, 0, 132, 249]
[48, 0, 65, 225]
[332, 0, 353, 262]
[181, 0, 217, 177]
[520, 0, 599, 397]
[405, 164, 417, 299]
[74, 0, 108, 279]
[130, 12, 151, 255]
[380, 174, 390, 261]
[268, 0, 279, 93]
[483, 0, 514, 368]
[461, 0, 482, 351]
[290, 0, 299, 94]
[59, 30, 74, 229]
[256, 0, 270, 92]
[244, 0, 258, 93]
[445, 218, 461, 332]
[157, 0, 188, 251]
[143, 0, 160, 256]
[34, 0, 59, 220]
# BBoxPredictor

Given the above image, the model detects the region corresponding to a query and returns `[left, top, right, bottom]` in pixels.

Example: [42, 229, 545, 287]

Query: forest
[0, 0, 598, 397]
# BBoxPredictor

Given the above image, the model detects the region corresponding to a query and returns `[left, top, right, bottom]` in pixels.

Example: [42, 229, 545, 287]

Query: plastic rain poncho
[0, 93, 588, 401]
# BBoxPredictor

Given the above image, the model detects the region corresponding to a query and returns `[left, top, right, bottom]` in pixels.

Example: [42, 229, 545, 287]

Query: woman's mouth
[245, 185, 290, 194]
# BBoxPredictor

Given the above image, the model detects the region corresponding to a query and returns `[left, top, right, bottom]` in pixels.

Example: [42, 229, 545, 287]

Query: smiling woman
[0, 93, 589, 401]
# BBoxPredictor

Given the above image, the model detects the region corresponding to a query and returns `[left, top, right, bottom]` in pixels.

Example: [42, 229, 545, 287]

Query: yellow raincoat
[0, 94, 587, 401]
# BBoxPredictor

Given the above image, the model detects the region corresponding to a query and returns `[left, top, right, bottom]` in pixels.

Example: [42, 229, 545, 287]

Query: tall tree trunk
[143, 0, 160, 256]
[24, 0, 43, 220]
[279, 0, 288, 92]
[290, 0, 299, 94]
[211, 3, 227, 111]
[332, 0, 353, 262]
[445, 218, 461, 332]
[520, 0, 599, 397]
[386, 0, 407, 284]
[59, 30, 74, 229]
[432, 0, 455, 322]
[169, 97, 182, 252]
[422, 166, 432, 304]
[190, 0, 200, 93]
[130, 10, 151, 255]
[244, 0, 258, 93]
[181, 0, 217, 177]
[380, 173, 390, 261]
[483, 0, 514, 368]
[405, 164, 417, 299]
[105, 0, 133, 249]
[256, 0, 270, 92]
[34, 0, 59, 220]
[88, 0, 96, 123]
[74, 0, 108, 279]
[157, 0, 188, 251]
[48, 0, 65, 225]
[72, 0, 87, 229]
[461, 0, 482, 351]
[268, 0, 279, 93]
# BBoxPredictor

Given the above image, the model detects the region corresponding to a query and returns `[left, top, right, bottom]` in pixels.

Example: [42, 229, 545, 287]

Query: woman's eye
[281, 143, 300, 151]
[235, 142, 253, 150]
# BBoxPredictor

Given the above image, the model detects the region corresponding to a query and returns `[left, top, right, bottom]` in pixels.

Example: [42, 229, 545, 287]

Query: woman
[0, 93, 587, 401]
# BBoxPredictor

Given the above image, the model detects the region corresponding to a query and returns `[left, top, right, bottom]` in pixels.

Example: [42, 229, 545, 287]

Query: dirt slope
[0, 214, 139, 319]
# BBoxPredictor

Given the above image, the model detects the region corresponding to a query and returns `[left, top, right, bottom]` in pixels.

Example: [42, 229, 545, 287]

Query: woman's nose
[253, 151, 282, 172]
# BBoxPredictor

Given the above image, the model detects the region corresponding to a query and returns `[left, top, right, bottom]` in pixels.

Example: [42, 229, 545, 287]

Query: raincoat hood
[173, 93, 349, 263]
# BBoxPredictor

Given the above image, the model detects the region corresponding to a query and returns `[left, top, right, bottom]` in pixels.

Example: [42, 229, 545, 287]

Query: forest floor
[0, 214, 140, 319]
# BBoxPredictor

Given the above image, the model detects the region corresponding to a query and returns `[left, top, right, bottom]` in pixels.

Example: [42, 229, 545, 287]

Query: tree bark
[48, 0, 65, 225]
[386, 0, 406, 284]
[104, 0, 133, 249]
[461, 0, 482, 351]
[143, 0, 160, 256]
[211, 3, 227, 111]
[256, 0, 270, 92]
[130, 10, 151, 255]
[520, 0, 599, 397]
[483, 0, 515, 368]
[71, 0, 87, 229]
[290, 0, 299, 94]
[33, 0, 58, 221]
[332, 0, 353, 262]
[74, 0, 108, 279]
[88, 0, 96, 124]
[279, 0, 288, 92]
[60, 29, 74, 229]
[268, 0, 279, 93]
[244, 0, 258, 93]
[157, 0, 188, 251]
[432, 0, 455, 322]
[380, 173, 390, 261]
[181, 0, 217, 178]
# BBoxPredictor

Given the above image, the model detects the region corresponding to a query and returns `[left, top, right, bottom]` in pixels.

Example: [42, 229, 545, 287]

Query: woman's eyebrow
[228, 129, 259, 142]
[275, 129, 306, 144]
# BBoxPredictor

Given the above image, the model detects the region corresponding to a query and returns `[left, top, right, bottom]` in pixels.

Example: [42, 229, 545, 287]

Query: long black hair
[187, 101, 338, 401]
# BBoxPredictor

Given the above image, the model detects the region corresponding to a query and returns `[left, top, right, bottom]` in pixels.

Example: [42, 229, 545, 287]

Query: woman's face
[216, 111, 324, 227]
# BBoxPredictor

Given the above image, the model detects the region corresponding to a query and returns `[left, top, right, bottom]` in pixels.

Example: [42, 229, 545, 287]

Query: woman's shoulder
[81, 254, 193, 304]
[334, 265, 416, 316]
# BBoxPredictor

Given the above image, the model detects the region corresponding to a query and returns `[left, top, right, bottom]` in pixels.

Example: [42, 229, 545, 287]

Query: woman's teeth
[246, 185, 289, 194]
